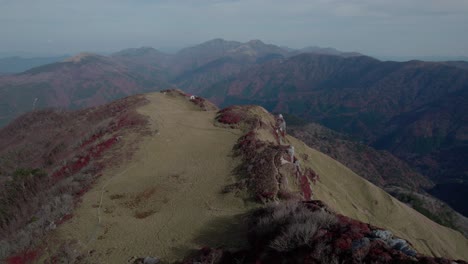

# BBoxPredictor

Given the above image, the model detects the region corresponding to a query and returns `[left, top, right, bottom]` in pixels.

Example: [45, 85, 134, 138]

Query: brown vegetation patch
[109, 193, 126, 200]
[215, 105, 274, 130]
[124, 187, 158, 209]
[169, 173, 186, 184]
[134, 210, 156, 219]
[103, 206, 115, 214]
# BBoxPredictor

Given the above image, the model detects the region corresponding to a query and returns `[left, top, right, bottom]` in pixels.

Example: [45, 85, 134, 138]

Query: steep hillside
[1, 92, 465, 263]
[0, 53, 169, 127]
[292, 137, 467, 261]
[201, 53, 468, 216]
[288, 122, 468, 236]
[289, 123, 432, 190]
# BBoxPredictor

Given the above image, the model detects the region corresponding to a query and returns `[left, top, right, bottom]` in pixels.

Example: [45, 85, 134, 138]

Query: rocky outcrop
[216, 106, 318, 202]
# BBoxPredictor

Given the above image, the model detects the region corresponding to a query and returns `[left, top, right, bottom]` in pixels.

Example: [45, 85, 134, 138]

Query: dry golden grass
[288, 136, 468, 260]
[47, 92, 468, 263]
[49, 92, 251, 263]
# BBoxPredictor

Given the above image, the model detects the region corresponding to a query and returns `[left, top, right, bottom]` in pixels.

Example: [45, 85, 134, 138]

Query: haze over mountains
[0, 39, 360, 127]
[0, 55, 69, 75]
[1, 38, 468, 262]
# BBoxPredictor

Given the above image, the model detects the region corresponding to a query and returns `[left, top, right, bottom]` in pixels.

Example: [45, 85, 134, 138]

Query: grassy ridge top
[49, 92, 468, 262]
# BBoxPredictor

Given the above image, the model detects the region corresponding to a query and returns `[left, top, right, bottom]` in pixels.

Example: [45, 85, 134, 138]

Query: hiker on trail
[288, 145, 295, 162]
[294, 158, 301, 178]
[274, 128, 284, 145]
[277, 114, 286, 137]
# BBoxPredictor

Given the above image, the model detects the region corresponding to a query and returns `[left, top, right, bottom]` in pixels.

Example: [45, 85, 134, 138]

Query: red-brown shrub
[5, 248, 40, 264]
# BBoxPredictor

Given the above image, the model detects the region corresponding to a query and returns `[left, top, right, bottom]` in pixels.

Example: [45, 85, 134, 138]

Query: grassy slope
[50, 93, 468, 262]
[51, 93, 252, 263]
[289, 136, 468, 259]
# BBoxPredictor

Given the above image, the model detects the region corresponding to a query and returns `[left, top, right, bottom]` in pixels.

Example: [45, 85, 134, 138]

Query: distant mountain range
[377, 55, 468, 62]
[0, 39, 361, 127]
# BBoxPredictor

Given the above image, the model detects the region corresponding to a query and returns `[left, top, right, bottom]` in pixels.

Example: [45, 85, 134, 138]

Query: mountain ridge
[1, 91, 467, 263]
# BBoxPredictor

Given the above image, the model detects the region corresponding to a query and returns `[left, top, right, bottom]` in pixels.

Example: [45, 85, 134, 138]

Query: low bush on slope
[181, 201, 467, 264]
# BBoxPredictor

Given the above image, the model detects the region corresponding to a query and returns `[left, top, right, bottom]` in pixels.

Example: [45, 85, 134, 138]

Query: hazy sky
[1, 0, 468, 57]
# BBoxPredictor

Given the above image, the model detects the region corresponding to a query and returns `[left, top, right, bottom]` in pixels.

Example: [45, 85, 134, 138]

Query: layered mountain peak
[177, 38, 241, 56]
[228, 39, 288, 57]
[177, 38, 287, 59]
[204, 38, 237, 45]
[112, 46, 167, 58]
[63, 52, 107, 64]
[296, 45, 363, 57]
[246, 39, 265, 45]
